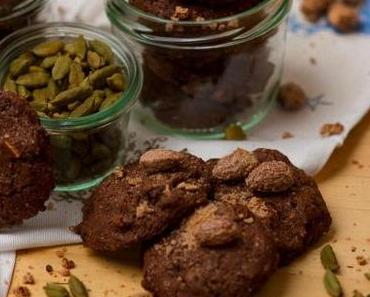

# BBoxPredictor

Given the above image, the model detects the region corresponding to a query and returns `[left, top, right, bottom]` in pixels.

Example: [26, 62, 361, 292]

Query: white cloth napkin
[1, 0, 370, 296]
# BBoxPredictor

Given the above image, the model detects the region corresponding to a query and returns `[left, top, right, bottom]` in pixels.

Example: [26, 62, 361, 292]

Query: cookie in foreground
[142, 198, 279, 297]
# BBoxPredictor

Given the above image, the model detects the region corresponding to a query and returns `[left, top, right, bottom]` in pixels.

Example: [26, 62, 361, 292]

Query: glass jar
[0, 0, 47, 41]
[106, 0, 292, 139]
[0, 23, 143, 192]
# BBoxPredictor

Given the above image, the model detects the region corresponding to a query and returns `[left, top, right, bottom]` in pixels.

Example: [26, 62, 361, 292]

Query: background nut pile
[3, 36, 126, 119]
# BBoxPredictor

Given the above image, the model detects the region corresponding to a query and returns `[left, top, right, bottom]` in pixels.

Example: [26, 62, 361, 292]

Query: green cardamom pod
[224, 124, 247, 140]
[65, 158, 82, 180]
[52, 112, 70, 119]
[89, 65, 121, 88]
[33, 40, 64, 57]
[365, 272, 370, 280]
[353, 290, 365, 297]
[70, 95, 97, 118]
[29, 65, 47, 73]
[90, 39, 113, 63]
[3, 76, 17, 93]
[87, 51, 105, 69]
[51, 86, 93, 107]
[17, 85, 31, 99]
[52, 56, 72, 80]
[106, 73, 126, 92]
[43, 283, 70, 297]
[321, 245, 340, 273]
[31, 88, 49, 112]
[324, 270, 343, 297]
[91, 142, 111, 160]
[67, 101, 81, 111]
[68, 275, 89, 297]
[69, 62, 85, 87]
[40, 56, 58, 69]
[65, 35, 87, 59]
[47, 79, 59, 100]
[99, 93, 121, 111]
[9, 53, 34, 77]
[16, 72, 50, 88]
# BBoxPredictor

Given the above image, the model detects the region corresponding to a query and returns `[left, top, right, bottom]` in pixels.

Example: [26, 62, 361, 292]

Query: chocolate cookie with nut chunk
[0, 91, 55, 228]
[76, 149, 211, 252]
[211, 148, 332, 264]
[142, 198, 278, 297]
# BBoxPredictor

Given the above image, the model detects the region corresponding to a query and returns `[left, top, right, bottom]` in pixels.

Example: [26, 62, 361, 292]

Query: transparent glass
[0, 0, 47, 41]
[106, 0, 292, 139]
[0, 23, 143, 191]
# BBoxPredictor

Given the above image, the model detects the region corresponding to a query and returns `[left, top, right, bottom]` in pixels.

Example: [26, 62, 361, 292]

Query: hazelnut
[278, 82, 307, 111]
[328, 2, 360, 32]
[301, 0, 331, 22]
[246, 161, 295, 193]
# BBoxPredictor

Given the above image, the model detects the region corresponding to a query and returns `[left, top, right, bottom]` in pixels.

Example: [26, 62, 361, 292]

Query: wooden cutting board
[7, 113, 370, 297]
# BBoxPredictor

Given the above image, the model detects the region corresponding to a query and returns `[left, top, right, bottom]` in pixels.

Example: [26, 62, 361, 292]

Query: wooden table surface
[7, 113, 370, 297]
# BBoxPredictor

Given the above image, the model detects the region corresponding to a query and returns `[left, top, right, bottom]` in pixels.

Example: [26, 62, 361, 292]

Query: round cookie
[0, 91, 55, 228]
[142, 198, 278, 297]
[76, 149, 211, 252]
[211, 148, 332, 264]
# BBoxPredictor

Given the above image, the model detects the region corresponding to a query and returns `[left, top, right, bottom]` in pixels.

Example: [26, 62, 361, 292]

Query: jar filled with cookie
[106, 0, 292, 139]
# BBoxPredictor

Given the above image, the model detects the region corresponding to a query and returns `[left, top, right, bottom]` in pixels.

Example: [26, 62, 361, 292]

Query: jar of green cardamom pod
[0, 0, 48, 41]
[0, 23, 143, 192]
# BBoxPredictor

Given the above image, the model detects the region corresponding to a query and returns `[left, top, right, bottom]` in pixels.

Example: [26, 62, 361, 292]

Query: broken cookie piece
[76, 149, 211, 251]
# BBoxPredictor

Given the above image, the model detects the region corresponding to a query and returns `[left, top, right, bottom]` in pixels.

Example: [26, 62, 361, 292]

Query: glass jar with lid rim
[0, 22, 143, 192]
[106, 0, 292, 139]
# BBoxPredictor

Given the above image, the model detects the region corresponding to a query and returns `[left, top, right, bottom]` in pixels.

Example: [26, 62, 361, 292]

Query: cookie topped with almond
[75, 149, 211, 252]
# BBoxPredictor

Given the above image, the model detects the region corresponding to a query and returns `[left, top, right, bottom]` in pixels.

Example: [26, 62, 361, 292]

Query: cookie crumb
[278, 82, 307, 111]
[59, 269, 70, 277]
[61, 258, 75, 270]
[13, 286, 31, 297]
[282, 132, 294, 139]
[171, 6, 190, 21]
[45, 265, 53, 273]
[356, 256, 368, 266]
[310, 57, 317, 65]
[328, 2, 360, 32]
[22, 273, 35, 285]
[55, 250, 65, 258]
[320, 123, 344, 137]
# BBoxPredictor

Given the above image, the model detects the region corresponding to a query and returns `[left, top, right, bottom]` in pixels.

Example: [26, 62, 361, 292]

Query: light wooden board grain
[7, 113, 370, 297]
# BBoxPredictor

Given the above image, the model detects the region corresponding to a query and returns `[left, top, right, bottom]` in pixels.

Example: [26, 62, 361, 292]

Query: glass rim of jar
[0, 22, 143, 131]
[107, 0, 283, 25]
[0, 0, 48, 21]
[106, 0, 291, 48]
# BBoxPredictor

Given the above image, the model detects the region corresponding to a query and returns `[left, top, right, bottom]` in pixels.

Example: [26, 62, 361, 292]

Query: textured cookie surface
[142, 198, 278, 297]
[0, 91, 54, 228]
[76, 150, 211, 251]
[212, 148, 332, 264]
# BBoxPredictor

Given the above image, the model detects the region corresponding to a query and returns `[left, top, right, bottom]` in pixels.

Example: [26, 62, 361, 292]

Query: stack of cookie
[76, 148, 332, 297]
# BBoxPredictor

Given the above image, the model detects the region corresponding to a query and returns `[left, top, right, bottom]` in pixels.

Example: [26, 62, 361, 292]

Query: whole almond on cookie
[194, 216, 240, 247]
[246, 161, 294, 193]
[212, 148, 259, 181]
[140, 149, 186, 173]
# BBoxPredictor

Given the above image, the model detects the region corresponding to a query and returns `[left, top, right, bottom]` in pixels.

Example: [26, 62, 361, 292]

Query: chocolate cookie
[0, 91, 54, 228]
[76, 149, 211, 252]
[211, 148, 332, 264]
[142, 198, 278, 297]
